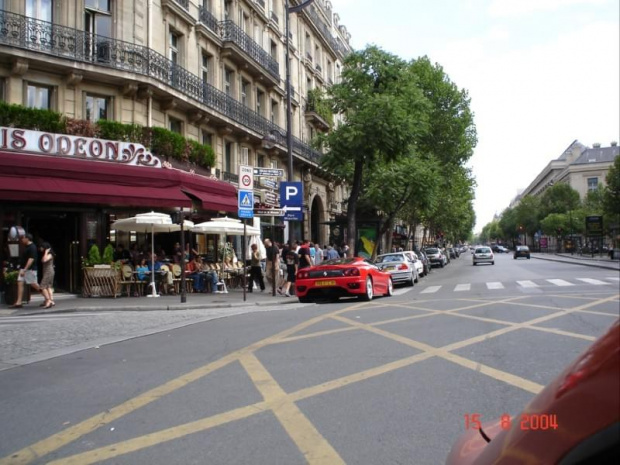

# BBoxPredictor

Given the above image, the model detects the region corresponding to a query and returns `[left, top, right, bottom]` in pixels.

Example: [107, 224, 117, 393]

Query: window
[202, 52, 212, 84]
[224, 68, 233, 96]
[587, 177, 598, 192]
[202, 131, 213, 147]
[26, 84, 53, 110]
[241, 147, 249, 165]
[169, 30, 179, 64]
[305, 33, 311, 56]
[270, 159, 278, 169]
[270, 40, 278, 60]
[241, 78, 249, 106]
[85, 94, 110, 122]
[224, 0, 232, 20]
[254, 24, 263, 48]
[27, 0, 52, 21]
[258, 155, 265, 168]
[256, 89, 264, 115]
[85, 0, 111, 61]
[225, 142, 233, 172]
[169, 117, 183, 134]
[271, 99, 278, 124]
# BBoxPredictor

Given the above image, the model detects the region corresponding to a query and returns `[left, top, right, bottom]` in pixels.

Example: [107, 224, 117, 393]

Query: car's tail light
[297, 271, 309, 279]
[343, 268, 360, 276]
[398, 264, 409, 270]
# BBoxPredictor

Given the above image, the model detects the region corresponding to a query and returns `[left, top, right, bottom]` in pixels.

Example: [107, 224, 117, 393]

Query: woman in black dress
[39, 241, 55, 308]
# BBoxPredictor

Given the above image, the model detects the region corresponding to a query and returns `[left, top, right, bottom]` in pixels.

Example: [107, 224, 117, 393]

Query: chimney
[592, 142, 601, 148]
[611, 141, 618, 147]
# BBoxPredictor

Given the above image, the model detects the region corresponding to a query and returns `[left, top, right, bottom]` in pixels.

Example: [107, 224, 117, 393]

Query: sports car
[295, 257, 393, 303]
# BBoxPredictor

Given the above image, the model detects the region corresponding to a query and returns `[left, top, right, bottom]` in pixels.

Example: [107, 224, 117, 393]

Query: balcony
[222, 171, 239, 183]
[197, 6, 219, 34]
[219, 20, 280, 86]
[0, 10, 321, 165]
[162, 0, 193, 26]
[303, 4, 349, 58]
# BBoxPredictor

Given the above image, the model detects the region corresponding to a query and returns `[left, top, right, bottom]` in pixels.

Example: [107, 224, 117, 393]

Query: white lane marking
[454, 284, 470, 292]
[517, 280, 539, 288]
[607, 277, 619, 282]
[420, 286, 441, 294]
[486, 282, 504, 290]
[393, 287, 415, 296]
[576, 278, 610, 286]
[547, 279, 574, 287]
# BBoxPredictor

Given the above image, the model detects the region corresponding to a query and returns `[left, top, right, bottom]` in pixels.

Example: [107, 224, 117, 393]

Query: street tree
[318, 46, 429, 254]
[603, 155, 620, 218]
[514, 195, 542, 245]
[540, 183, 580, 217]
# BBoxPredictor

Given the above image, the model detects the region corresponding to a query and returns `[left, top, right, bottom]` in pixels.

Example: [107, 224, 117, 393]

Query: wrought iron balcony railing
[219, 20, 279, 79]
[198, 5, 218, 32]
[222, 171, 239, 183]
[0, 9, 321, 165]
[304, 4, 347, 57]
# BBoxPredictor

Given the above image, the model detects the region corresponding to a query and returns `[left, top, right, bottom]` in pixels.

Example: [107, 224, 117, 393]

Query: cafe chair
[119, 264, 136, 297]
[172, 264, 193, 294]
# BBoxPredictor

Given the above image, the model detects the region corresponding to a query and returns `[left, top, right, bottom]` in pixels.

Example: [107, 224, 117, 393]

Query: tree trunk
[346, 160, 364, 257]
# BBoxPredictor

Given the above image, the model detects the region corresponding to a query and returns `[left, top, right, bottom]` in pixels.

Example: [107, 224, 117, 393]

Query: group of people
[8, 233, 56, 309]
[256, 239, 349, 297]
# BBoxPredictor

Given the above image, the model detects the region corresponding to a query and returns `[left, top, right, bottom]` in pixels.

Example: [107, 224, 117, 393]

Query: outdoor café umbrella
[111, 212, 190, 297]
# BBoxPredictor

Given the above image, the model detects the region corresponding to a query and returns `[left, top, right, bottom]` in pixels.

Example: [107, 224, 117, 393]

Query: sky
[327, 0, 620, 232]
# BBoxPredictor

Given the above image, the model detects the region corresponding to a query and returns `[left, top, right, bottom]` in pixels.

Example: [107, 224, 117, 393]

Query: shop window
[85, 94, 110, 122]
[26, 83, 53, 110]
[587, 177, 598, 192]
[169, 117, 183, 134]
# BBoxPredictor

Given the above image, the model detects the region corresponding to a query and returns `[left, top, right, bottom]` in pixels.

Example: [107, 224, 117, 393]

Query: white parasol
[111, 212, 191, 297]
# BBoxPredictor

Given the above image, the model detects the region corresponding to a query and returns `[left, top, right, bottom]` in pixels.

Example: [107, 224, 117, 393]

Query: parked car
[374, 252, 419, 286]
[403, 251, 425, 277]
[473, 246, 494, 265]
[514, 245, 531, 259]
[416, 250, 433, 276]
[447, 247, 457, 259]
[446, 319, 619, 465]
[295, 257, 392, 303]
[425, 247, 447, 268]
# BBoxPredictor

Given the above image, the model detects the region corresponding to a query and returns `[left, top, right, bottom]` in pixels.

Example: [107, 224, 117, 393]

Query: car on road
[374, 252, 419, 286]
[446, 319, 619, 465]
[295, 257, 393, 303]
[415, 250, 433, 276]
[425, 247, 447, 268]
[403, 251, 425, 277]
[447, 247, 458, 259]
[473, 246, 494, 265]
[514, 245, 531, 259]
[492, 245, 510, 253]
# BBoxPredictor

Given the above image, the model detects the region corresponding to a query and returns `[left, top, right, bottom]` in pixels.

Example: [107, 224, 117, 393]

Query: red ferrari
[446, 319, 620, 464]
[295, 257, 393, 303]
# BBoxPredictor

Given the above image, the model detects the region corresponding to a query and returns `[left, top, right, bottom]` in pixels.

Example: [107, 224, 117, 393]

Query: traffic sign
[239, 165, 254, 190]
[259, 177, 278, 190]
[239, 209, 254, 219]
[254, 168, 284, 177]
[264, 191, 278, 205]
[255, 209, 284, 216]
[280, 182, 303, 221]
[238, 189, 254, 219]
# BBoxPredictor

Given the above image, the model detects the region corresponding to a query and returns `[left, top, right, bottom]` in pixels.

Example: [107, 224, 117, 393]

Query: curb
[531, 255, 620, 272]
[11, 298, 300, 316]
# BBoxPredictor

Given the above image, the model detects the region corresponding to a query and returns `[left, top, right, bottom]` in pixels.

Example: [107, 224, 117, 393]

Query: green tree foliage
[498, 207, 518, 241]
[318, 46, 430, 253]
[540, 213, 569, 236]
[540, 183, 580, 217]
[514, 195, 542, 242]
[603, 155, 620, 218]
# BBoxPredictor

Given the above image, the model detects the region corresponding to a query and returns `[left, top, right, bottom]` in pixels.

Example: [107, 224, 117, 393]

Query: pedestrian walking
[298, 240, 313, 269]
[326, 244, 340, 260]
[315, 243, 324, 266]
[39, 241, 55, 308]
[9, 233, 41, 308]
[280, 247, 299, 297]
[248, 243, 265, 292]
[264, 238, 280, 293]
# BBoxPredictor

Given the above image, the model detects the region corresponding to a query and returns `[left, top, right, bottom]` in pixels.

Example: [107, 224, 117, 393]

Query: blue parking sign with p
[280, 182, 302, 206]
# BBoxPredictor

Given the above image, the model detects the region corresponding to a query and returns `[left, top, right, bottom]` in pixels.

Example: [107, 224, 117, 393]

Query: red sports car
[295, 257, 393, 303]
[446, 319, 620, 464]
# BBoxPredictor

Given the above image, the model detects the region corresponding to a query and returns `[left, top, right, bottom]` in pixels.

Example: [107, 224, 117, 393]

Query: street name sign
[264, 191, 278, 205]
[259, 177, 278, 190]
[254, 168, 284, 177]
[255, 209, 284, 216]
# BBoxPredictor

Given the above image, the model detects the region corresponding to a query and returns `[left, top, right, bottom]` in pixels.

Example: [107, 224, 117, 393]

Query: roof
[571, 145, 620, 165]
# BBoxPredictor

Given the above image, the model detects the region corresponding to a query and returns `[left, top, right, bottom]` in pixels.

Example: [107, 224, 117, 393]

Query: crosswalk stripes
[486, 282, 504, 290]
[415, 277, 618, 294]
[546, 279, 574, 287]
[575, 278, 610, 286]
[420, 286, 441, 294]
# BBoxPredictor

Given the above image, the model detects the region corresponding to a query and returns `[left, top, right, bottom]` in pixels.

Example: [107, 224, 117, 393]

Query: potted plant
[82, 244, 121, 297]
[3, 270, 19, 306]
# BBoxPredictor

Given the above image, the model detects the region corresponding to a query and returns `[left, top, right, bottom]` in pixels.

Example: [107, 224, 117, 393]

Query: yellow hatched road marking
[239, 353, 345, 465]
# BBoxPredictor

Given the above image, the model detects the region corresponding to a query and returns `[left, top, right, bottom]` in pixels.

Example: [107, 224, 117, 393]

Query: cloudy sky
[327, 0, 619, 232]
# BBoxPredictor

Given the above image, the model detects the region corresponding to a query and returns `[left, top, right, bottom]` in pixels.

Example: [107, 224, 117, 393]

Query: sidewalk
[531, 252, 620, 272]
[1, 288, 297, 317]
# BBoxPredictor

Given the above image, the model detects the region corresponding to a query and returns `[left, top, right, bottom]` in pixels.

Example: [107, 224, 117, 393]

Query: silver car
[473, 246, 494, 265]
[374, 252, 419, 286]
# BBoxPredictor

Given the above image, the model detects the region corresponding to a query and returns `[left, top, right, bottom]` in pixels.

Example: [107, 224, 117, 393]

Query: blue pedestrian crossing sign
[238, 189, 254, 219]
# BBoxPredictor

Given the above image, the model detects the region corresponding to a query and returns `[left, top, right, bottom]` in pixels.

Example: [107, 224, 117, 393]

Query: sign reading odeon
[0, 126, 162, 168]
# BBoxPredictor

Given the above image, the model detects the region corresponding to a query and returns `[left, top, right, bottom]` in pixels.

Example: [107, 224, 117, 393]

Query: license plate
[384, 266, 394, 271]
[315, 280, 336, 287]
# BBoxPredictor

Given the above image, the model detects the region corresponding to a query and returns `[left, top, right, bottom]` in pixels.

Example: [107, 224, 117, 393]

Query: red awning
[0, 151, 237, 212]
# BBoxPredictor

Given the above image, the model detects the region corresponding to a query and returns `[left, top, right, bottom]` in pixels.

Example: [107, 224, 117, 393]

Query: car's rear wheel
[360, 277, 373, 301]
[407, 273, 415, 286]
[440, 262, 444, 268]
[492, 261, 495, 265]
[385, 278, 394, 297]
[414, 271, 419, 283]
[298, 296, 313, 303]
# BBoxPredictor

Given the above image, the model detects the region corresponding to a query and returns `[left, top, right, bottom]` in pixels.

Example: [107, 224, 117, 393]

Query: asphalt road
[0, 253, 618, 465]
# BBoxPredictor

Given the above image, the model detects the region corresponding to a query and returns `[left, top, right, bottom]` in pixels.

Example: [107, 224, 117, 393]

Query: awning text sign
[0, 126, 162, 168]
